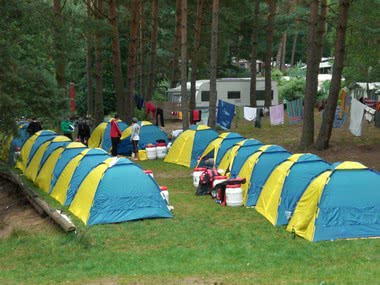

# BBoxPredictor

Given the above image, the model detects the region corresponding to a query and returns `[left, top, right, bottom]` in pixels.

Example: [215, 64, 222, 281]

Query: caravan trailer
[167, 78, 279, 108]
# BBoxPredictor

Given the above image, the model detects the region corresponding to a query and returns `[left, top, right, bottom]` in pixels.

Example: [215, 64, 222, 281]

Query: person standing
[77, 118, 91, 145]
[110, 114, 122, 156]
[61, 116, 74, 140]
[130, 117, 140, 161]
[26, 117, 42, 137]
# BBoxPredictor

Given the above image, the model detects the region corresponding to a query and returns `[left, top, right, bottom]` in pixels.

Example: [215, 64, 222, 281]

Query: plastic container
[160, 186, 169, 204]
[193, 167, 207, 187]
[144, 169, 154, 178]
[212, 175, 228, 188]
[226, 184, 243, 207]
[146, 144, 157, 160]
[156, 143, 167, 159]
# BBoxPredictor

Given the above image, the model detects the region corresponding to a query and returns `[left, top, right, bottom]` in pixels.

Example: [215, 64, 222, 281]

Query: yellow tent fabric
[25, 136, 70, 183]
[335, 161, 367, 170]
[286, 171, 331, 241]
[120, 121, 152, 140]
[196, 133, 229, 167]
[69, 158, 115, 224]
[218, 139, 248, 175]
[237, 145, 271, 205]
[50, 149, 91, 203]
[15, 131, 42, 171]
[255, 153, 303, 225]
[35, 147, 66, 192]
[164, 129, 197, 167]
[88, 122, 107, 148]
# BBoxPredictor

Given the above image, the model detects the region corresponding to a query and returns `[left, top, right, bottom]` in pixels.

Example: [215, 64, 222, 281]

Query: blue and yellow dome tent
[15, 130, 56, 172]
[197, 132, 245, 168]
[218, 139, 263, 175]
[164, 125, 219, 168]
[88, 118, 128, 151]
[24, 136, 71, 182]
[238, 145, 292, 207]
[50, 148, 111, 206]
[287, 162, 380, 242]
[49, 142, 87, 192]
[118, 121, 168, 155]
[69, 157, 173, 225]
[255, 153, 331, 226]
[34, 142, 87, 193]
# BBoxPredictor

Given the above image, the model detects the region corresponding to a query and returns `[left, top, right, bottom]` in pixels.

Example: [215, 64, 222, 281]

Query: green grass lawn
[0, 158, 379, 285]
[1, 116, 379, 284]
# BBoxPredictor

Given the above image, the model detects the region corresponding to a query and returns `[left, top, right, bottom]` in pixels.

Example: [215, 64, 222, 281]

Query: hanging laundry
[269, 104, 284, 125]
[375, 110, 380, 129]
[134, 95, 145, 110]
[333, 106, 344, 128]
[364, 105, 376, 123]
[349, 98, 365, 136]
[243, 107, 257, 121]
[217, 100, 235, 129]
[339, 89, 347, 118]
[286, 98, 303, 125]
[364, 98, 376, 109]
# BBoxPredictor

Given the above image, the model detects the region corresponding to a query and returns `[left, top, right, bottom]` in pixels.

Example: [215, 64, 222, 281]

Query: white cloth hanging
[244, 107, 257, 121]
[269, 104, 284, 125]
[349, 98, 365, 136]
[364, 105, 376, 123]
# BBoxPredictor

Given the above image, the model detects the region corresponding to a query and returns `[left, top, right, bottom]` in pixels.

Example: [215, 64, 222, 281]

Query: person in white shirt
[130, 117, 140, 160]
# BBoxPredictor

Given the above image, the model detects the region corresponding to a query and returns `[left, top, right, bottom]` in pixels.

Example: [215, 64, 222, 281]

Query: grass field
[0, 115, 379, 284]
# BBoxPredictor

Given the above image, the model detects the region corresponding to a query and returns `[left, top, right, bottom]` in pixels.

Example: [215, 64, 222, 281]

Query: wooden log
[0, 171, 76, 233]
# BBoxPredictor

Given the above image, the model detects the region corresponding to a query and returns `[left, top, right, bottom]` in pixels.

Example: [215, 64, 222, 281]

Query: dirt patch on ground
[0, 177, 54, 239]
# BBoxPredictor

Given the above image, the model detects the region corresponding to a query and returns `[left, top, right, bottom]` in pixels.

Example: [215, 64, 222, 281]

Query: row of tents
[164, 125, 380, 242]
[14, 130, 172, 225]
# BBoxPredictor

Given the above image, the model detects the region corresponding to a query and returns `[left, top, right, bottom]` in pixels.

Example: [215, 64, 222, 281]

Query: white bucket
[146, 145, 157, 160]
[193, 167, 206, 187]
[226, 184, 243, 207]
[160, 186, 169, 204]
[156, 143, 167, 159]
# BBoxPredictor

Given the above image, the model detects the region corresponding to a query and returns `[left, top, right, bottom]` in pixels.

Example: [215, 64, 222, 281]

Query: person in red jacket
[110, 114, 122, 156]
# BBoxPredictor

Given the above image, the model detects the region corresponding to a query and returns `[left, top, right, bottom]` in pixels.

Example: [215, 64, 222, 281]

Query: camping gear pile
[165, 125, 380, 242]
[15, 130, 172, 225]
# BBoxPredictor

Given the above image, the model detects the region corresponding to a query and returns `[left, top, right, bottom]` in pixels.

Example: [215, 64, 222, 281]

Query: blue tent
[229, 139, 264, 177]
[69, 157, 173, 225]
[287, 162, 380, 241]
[26, 130, 57, 168]
[255, 153, 331, 226]
[49, 142, 87, 192]
[102, 120, 128, 151]
[88, 119, 128, 152]
[164, 125, 219, 168]
[238, 145, 291, 207]
[118, 121, 168, 155]
[214, 133, 245, 166]
[51, 148, 111, 206]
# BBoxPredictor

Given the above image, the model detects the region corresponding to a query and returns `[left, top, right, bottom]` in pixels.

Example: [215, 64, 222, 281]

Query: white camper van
[167, 78, 279, 108]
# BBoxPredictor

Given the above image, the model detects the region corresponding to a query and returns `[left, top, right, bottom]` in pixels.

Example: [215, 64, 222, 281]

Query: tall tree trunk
[126, 0, 140, 121]
[300, 0, 327, 148]
[171, 0, 181, 88]
[180, 0, 189, 130]
[290, 32, 298, 66]
[208, 0, 219, 128]
[276, 34, 283, 68]
[53, 0, 66, 91]
[250, 0, 260, 107]
[147, 0, 159, 102]
[94, 0, 104, 125]
[139, 2, 146, 99]
[315, 0, 350, 149]
[281, 32, 287, 71]
[264, 0, 276, 108]
[190, 0, 205, 113]
[108, 0, 124, 117]
[86, 0, 94, 117]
